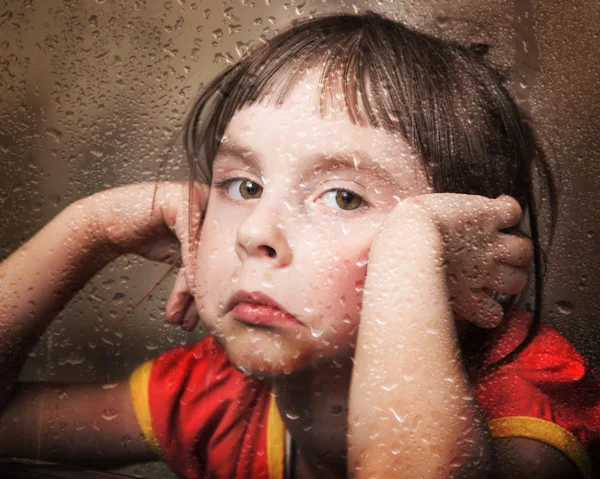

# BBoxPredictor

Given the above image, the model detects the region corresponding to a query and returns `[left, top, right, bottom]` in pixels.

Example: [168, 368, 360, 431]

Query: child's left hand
[380, 193, 533, 328]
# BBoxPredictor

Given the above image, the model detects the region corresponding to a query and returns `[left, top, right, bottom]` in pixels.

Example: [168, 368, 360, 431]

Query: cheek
[193, 208, 236, 305]
[306, 240, 371, 325]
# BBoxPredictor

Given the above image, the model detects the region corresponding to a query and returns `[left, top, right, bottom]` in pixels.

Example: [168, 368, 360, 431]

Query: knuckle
[506, 196, 523, 217]
[522, 239, 534, 262]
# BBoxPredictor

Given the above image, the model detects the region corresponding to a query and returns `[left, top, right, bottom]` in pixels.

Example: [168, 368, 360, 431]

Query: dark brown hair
[183, 11, 557, 373]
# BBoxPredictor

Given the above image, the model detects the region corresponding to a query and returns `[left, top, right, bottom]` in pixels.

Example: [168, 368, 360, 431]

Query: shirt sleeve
[472, 322, 600, 479]
[129, 336, 273, 479]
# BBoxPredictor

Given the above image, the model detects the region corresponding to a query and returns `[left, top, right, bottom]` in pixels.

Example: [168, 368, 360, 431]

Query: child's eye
[215, 176, 263, 200]
[321, 189, 365, 211]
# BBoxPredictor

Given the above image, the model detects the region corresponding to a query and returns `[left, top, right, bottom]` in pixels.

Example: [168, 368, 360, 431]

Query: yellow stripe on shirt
[489, 416, 593, 479]
[129, 359, 161, 455]
[267, 392, 285, 479]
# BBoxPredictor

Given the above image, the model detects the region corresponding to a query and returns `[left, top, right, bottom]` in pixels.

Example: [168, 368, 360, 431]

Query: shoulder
[470, 312, 600, 479]
[489, 437, 581, 479]
[129, 336, 274, 478]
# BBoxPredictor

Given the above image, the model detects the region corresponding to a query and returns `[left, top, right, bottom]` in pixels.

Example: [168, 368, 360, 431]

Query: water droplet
[113, 292, 125, 302]
[303, 299, 314, 314]
[555, 300, 574, 315]
[375, 316, 387, 326]
[435, 10, 449, 29]
[45, 127, 63, 143]
[389, 407, 406, 424]
[310, 326, 324, 338]
[101, 408, 119, 421]
[331, 404, 343, 415]
[236, 40, 251, 58]
[341, 222, 350, 236]
[60, 357, 85, 366]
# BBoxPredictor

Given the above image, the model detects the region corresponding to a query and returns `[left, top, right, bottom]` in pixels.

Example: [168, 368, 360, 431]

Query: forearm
[0, 203, 116, 405]
[348, 213, 489, 478]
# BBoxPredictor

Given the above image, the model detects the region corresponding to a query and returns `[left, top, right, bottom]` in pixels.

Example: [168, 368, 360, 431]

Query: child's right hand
[81, 182, 207, 330]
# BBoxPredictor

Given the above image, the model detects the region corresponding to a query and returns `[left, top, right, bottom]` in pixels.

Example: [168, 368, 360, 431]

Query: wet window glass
[0, 1, 598, 478]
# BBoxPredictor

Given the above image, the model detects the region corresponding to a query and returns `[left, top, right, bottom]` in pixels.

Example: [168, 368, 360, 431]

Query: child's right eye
[216, 178, 263, 200]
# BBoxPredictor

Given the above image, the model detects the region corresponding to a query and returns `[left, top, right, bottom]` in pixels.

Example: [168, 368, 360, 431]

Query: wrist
[76, 183, 174, 257]
[63, 198, 121, 263]
[371, 202, 444, 266]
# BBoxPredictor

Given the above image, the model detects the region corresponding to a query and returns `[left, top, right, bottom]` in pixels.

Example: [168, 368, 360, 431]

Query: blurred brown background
[0, 0, 598, 476]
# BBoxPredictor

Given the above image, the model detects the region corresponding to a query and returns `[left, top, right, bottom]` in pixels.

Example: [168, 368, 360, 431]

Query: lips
[227, 291, 301, 328]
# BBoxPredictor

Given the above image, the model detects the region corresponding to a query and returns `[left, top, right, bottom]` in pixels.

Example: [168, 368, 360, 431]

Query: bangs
[184, 13, 445, 184]
[184, 12, 533, 214]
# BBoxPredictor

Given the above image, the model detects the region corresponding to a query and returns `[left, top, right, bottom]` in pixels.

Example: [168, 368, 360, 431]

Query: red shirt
[129, 314, 599, 479]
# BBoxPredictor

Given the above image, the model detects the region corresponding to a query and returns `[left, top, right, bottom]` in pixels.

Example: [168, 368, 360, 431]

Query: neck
[273, 358, 353, 478]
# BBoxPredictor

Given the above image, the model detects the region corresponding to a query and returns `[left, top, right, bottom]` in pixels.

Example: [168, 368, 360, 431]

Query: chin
[218, 334, 313, 379]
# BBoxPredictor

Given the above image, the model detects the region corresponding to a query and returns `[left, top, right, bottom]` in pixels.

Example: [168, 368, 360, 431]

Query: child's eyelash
[321, 188, 370, 216]
[213, 175, 369, 215]
[213, 174, 253, 189]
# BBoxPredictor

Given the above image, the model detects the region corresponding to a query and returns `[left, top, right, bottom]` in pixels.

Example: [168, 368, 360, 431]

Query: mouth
[227, 290, 301, 328]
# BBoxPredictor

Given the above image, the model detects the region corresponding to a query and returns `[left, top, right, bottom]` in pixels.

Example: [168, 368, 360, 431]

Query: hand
[83, 182, 207, 331]
[386, 193, 533, 328]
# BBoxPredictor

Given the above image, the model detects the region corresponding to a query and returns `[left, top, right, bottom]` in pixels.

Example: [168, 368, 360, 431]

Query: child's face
[194, 82, 432, 377]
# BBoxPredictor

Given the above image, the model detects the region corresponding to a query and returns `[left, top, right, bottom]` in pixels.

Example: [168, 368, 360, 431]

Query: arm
[0, 198, 119, 409]
[348, 211, 485, 477]
[0, 381, 155, 467]
[0, 182, 204, 465]
[348, 200, 580, 478]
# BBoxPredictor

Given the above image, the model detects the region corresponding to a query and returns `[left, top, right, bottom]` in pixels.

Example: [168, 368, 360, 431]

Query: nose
[235, 200, 293, 267]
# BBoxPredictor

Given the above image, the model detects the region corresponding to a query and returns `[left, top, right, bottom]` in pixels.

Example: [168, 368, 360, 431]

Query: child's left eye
[321, 189, 365, 211]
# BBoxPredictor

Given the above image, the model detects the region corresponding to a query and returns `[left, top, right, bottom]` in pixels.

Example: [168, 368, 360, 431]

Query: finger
[495, 233, 534, 267]
[181, 300, 199, 331]
[165, 268, 192, 324]
[484, 263, 528, 295]
[461, 289, 504, 329]
[494, 195, 523, 230]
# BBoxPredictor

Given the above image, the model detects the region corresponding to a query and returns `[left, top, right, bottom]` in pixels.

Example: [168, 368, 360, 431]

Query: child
[0, 11, 598, 479]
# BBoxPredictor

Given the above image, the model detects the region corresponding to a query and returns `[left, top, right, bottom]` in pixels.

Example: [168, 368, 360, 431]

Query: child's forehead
[218, 69, 432, 185]
[224, 103, 409, 161]
[219, 101, 430, 193]
[224, 69, 402, 151]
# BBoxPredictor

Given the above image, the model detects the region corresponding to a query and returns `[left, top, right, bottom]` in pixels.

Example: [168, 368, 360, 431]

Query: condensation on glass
[0, 0, 598, 477]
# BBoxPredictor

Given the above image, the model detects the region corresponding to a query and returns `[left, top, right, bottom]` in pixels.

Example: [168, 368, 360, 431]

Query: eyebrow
[215, 140, 261, 170]
[304, 150, 400, 187]
[215, 139, 400, 187]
